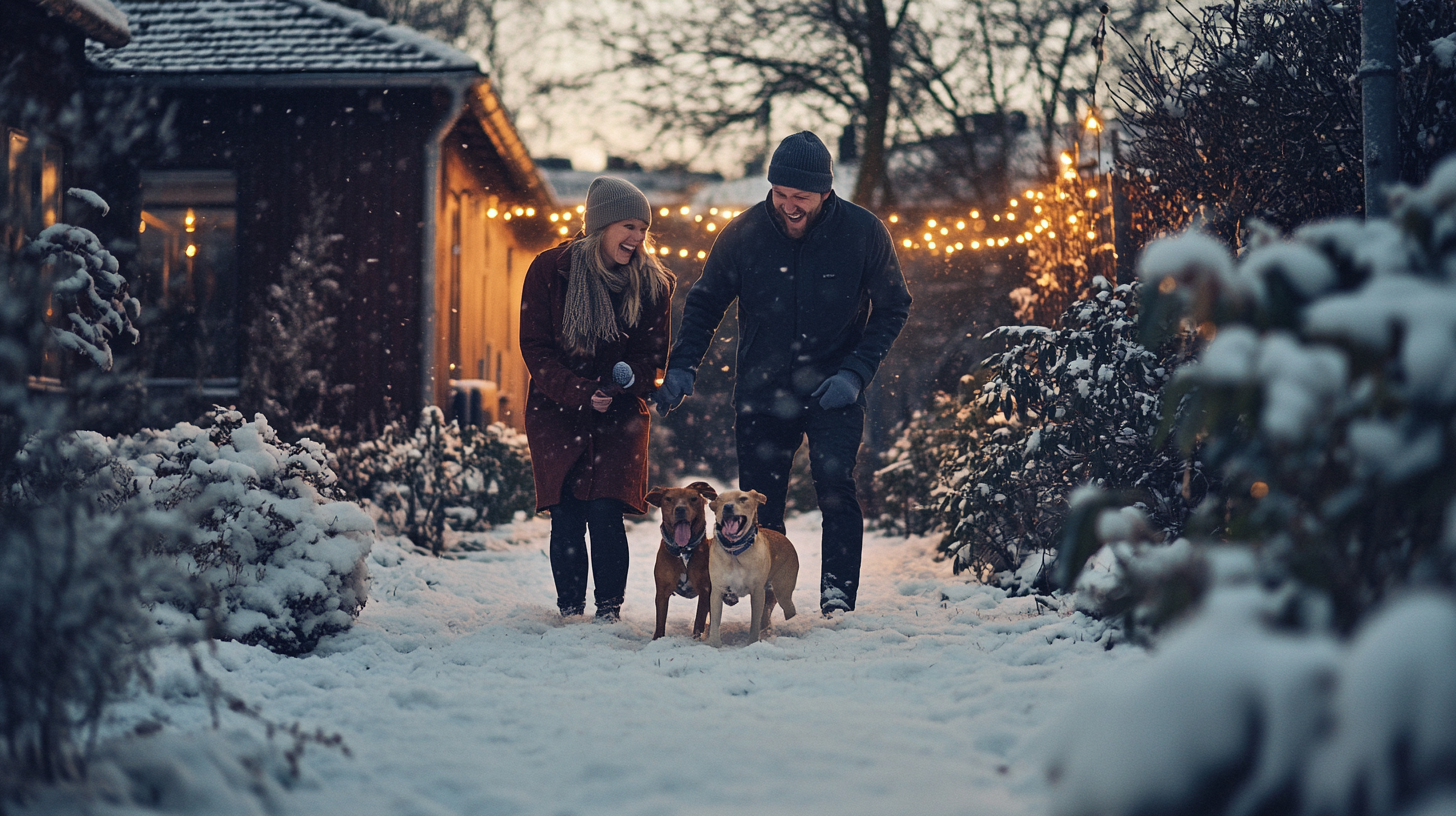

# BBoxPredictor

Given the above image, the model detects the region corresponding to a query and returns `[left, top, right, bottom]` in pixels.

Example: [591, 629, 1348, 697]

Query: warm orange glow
[550, 213, 560, 222]
[1250, 481, 1269, 499]
[678, 248, 688, 257]
[902, 239, 913, 248]
[970, 210, 980, 219]
[659, 207, 669, 217]
[679, 206, 690, 215]
[889, 214, 899, 223]
[1086, 188, 1099, 198]
[525, 207, 535, 216]
[185, 244, 197, 257]
[487, 208, 499, 218]
[138, 220, 146, 234]
[185, 208, 196, 233]
[927, 219, 938, 227]
[956, 220, 966, 229]
[696, 250, 707, 259]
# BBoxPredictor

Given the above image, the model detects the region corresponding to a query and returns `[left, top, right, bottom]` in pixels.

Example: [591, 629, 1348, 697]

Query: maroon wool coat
[519, 242, 673, 514]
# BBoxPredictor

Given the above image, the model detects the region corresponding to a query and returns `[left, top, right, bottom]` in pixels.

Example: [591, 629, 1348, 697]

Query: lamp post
[1361, 0, 1398, 218]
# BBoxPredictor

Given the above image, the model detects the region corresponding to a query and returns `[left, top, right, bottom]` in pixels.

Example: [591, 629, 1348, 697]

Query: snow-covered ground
[57, 505, 1145, 816]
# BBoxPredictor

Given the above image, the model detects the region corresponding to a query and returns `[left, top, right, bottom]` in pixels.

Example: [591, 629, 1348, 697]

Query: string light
[455, 157, 1107, 262]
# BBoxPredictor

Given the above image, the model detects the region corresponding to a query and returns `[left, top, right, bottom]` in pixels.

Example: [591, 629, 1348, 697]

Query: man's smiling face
[771, 185, 830, 238]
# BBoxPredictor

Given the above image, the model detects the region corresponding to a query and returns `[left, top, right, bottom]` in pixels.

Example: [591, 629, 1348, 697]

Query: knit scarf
[562, 238, 628, 356]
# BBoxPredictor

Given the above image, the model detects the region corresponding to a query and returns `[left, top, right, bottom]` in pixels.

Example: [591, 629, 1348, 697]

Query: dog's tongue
[673, 521, 692, 547]
[722, 516, 743, 537]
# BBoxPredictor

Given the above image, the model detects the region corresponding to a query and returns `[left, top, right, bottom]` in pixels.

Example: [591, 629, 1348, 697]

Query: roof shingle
[86, 0, 479, 74]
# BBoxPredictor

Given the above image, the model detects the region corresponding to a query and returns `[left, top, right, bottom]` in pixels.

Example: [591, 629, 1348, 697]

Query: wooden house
[85, 0, 555, 434]
[2, 0, 131, 254]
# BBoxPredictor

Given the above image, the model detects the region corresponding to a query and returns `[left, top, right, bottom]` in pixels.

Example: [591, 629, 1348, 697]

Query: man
[656, 130, 911, 616]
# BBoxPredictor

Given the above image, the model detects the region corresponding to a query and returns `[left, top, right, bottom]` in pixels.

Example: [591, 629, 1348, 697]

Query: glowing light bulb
[679, 249, 688, 257]
[970, 210, 980, 219]
[679, 206, 690, 215]
[550, 213, 560, 222]
[1060, 153, 1073, 166]
[902, 238, 913, 248]
[487, 208, 498, 218]
[185, 244, 197, 257]
[927, 219, 938, 227]
[525, 208, 536, 216]
[660, 207, 669, 216]
[889, 214, 899, 223]
[956, 221, 966, 229]
[696, 250, 706, 259]
[1086, 188, 1099, 198]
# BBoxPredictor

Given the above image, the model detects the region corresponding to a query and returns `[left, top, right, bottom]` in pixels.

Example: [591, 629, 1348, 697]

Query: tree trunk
[852, 0, 894, 208]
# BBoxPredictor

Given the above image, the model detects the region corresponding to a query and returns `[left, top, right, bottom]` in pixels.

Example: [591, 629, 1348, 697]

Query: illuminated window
[2, 128, 63, 252]
[135, 170, 239, 383]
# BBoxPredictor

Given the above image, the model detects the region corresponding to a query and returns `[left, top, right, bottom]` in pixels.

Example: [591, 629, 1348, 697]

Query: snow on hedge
[1049, 589, 1456, 816]
[31, 409, 375, 656]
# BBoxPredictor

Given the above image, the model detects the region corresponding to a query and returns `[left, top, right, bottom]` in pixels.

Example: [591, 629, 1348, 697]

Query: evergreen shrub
[335, 406, 535, 555]
[933, 278, 1208, 590]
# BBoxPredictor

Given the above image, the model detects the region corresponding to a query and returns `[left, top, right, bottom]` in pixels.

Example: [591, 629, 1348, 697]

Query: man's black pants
[736, 402, 864, 612]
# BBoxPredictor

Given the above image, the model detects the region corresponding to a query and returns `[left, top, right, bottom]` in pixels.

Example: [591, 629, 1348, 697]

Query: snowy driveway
[121, 512, 1141, 816]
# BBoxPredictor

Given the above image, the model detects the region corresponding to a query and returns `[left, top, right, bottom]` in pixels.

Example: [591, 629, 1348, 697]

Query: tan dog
[645, 482, 717, 640]
[707, 489, 799, 647]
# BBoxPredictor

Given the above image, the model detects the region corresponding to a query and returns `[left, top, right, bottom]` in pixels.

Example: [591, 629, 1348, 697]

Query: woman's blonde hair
[560, 224, 674, 356]
[573, 227, 673, 328]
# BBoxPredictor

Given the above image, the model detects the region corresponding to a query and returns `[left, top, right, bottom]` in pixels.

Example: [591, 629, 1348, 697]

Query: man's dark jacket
[669, 191, 911, 414]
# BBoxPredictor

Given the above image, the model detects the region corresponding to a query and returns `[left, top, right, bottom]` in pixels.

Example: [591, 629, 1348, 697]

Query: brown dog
[644, 482, 717, 640]
[707, 489, 799, 647]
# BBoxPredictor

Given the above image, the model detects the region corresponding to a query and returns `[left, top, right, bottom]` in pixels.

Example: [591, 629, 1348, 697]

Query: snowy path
[113, 511, 1145, 816]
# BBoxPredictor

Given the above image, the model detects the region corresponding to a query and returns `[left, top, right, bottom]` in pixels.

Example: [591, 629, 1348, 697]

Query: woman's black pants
[548, 494, 629, 613]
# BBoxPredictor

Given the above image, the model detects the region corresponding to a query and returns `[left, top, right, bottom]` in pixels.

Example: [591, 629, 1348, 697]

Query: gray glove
[812, 370, 862, 410]
[654, 368, 695, 415]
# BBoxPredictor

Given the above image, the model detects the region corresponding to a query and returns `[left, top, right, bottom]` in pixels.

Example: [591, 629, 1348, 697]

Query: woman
[519, 177, 674, 621]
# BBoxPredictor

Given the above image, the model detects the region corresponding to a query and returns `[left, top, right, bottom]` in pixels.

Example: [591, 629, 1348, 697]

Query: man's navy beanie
[767, 131, 834, 193]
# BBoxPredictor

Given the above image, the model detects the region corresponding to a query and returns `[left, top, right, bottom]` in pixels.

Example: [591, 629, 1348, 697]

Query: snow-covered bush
[934, 278, 1209, 588]
[25, 193, 141, 373]
[1048, 586, 1456, 816]
[335, 407, 534, 554]
[0, 475, 205, 798]
[241, 188, 354, 439]
[17, 408, 375, 656]
[872, 390, 979, 537]
[1131, 157, 1456, 631]
[1113, 0, 1456, 246]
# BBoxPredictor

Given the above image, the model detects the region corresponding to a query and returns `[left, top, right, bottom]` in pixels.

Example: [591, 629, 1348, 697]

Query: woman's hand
[590, 390, 613, 412]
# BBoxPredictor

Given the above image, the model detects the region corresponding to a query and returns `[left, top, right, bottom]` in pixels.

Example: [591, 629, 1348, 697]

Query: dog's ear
[748, 490, 768, 506]
[687, 481, 718, 501]
[645, 487, 665, 507]
[709, 494, 724, 513]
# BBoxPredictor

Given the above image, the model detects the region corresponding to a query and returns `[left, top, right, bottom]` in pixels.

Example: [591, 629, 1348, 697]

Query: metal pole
[1361, 0, 1398, 218]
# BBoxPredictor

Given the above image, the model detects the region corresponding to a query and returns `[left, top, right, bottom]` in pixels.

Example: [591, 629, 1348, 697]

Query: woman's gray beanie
[584, 176, 653, 234]
[767, 131, 834, 193]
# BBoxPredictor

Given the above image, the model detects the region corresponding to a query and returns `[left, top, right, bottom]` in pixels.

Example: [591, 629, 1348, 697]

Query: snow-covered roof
[26, 0, 132, 48]
[86, 0, 479, 75]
